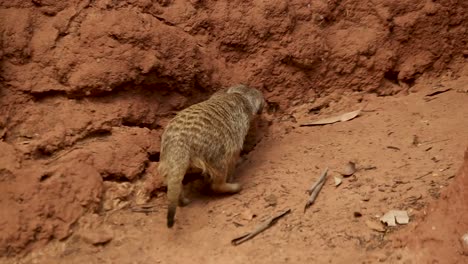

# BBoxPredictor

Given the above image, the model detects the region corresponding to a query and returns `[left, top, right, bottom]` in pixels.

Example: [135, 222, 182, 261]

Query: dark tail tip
[167, 206, 176, 228]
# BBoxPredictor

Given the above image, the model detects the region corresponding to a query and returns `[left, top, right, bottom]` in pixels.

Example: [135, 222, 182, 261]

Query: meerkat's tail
[159, 147, 190, 228]
[166, 177, 182, 228]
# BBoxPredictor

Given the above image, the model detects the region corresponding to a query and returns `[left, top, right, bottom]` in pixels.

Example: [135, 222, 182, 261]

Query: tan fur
[158, 84, 265, 228]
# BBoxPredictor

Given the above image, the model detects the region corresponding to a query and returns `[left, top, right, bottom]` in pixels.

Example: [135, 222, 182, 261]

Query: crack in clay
[53, 0, 92, 44]
[29, 90, 69, 101]
[34, 127, 113, 158]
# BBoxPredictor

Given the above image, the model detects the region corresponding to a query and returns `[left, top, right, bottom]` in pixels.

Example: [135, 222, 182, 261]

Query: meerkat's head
[227, 84, 265, 115]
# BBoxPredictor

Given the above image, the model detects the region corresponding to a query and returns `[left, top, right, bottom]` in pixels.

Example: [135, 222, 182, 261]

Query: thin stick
[306, 167, 329, 194]
[425, 88, 451, 97]
[304, 168, 328, 212]
[130, 203, 158, 213]
[44, 147, 81, 165]
[422, 138, 450, 145]
[131, 207, 158, 213]
[415, 171, 432, 180]
[231, 209, 291, 246]
[304, 179, 327, 212]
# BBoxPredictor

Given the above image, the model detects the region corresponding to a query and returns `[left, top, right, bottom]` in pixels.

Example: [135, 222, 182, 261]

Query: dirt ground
[1, 0, 468, 263]
[4, 74, 468, 264]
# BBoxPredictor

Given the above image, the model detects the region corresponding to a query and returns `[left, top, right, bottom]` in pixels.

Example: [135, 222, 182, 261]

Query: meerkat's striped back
[158, 85, 264, 228]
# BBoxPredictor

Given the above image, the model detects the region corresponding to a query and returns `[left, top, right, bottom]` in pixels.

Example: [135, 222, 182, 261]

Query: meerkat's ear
[256, 98, 265, 114]
[248, 88, 264, 115]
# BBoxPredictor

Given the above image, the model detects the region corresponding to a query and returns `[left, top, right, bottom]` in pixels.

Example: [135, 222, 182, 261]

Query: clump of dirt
[0, 151, 102, 256]
[0, 0, 467, 259]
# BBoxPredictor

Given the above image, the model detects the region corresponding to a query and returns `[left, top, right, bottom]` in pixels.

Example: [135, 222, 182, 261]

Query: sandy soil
[3, 76, 467, 264]
[1, 0, 468, 263]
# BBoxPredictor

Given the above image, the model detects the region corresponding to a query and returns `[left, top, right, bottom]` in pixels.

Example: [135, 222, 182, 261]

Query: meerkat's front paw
[211, 182, 242, 194]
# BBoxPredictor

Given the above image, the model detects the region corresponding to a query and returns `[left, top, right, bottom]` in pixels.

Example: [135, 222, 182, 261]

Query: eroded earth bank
[0, 0, 467, 263]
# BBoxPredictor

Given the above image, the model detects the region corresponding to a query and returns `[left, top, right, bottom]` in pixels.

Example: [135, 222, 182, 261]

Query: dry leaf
[394, 210, 409, 224]
[380, 211, 396, 226]
[299, 109, 362, 126]
[380, 210, 409, 226]
[339, 109, 362, 122]
[366, 220, 385, 232]
[334, 176, 343, 187]
[340, 161, 357, 177]
[461, 233, 468, 247]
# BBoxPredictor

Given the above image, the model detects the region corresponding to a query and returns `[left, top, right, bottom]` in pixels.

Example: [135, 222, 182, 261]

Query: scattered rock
[412, 135, 420, 146]
[80, 228, 113, 246]
[264, 194, 278, 207]
[241, 209, 256, 221]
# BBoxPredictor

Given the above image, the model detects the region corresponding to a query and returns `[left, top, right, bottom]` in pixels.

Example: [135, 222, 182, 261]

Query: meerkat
[158, 84, 265, 228]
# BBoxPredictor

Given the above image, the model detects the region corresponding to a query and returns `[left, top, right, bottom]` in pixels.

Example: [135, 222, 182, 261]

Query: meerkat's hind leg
[209, 165, 242, 194]
[227, 151, 241, 183]
[178, 187, 191, 206]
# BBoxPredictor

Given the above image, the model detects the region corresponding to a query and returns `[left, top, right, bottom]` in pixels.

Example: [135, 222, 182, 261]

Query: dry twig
[306, 167, 329, 194]
[304, 167, 328, 212]
[425, 88, 451, 97]
[130, 203, 158, 213]
[231, 209, 291, 246]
